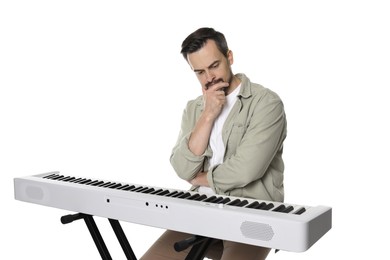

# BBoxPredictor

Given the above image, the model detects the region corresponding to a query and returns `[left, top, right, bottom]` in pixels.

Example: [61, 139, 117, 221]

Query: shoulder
[238, 73, 283, 105]
[253, 85, 283, 108]
[184, 95, 203, 111]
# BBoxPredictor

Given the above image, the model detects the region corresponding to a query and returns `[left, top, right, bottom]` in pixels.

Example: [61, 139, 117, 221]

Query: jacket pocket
[225, 123, 247, 158]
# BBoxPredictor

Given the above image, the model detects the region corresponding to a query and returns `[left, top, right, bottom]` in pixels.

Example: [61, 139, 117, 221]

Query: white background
[1, 0, 389, 259]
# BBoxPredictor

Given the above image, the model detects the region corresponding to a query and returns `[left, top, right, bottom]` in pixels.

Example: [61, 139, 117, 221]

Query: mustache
[205, 78, 224, 89]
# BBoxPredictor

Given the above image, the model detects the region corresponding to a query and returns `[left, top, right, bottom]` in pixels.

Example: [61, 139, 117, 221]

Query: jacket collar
[236, 73, 252, 99]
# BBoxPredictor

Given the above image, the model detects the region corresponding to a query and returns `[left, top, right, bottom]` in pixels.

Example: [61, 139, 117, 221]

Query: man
[141, 27, 287, 260]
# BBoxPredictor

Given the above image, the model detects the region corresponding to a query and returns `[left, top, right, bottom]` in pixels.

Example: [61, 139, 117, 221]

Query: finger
[208, 81, 229, 92]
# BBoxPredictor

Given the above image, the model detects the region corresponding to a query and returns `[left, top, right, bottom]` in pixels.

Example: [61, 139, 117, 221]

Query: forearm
[189, 82, 227, 155]
[170, 99, 215, 181]
[188, 113, 214, 156]
[189, 171, 209, 187]
[170, 132, 210, 181]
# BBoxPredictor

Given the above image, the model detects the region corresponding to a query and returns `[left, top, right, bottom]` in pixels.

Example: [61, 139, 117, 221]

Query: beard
[205, 78, 224, 89]
[205, 70, 234, 88]
[204, 70, 234, 95]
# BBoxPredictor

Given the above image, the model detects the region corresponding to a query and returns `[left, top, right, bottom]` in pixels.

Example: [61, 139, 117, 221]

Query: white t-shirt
[199, 84, 242, 194]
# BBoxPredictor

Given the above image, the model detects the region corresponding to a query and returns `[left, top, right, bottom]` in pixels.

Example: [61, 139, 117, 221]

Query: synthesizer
[14, 172, 332, 252]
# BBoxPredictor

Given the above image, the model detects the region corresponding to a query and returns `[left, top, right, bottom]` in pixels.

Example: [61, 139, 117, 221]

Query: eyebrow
[193, 60, 220, 73]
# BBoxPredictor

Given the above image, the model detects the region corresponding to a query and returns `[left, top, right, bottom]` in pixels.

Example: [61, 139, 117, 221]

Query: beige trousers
[140, 230, 271, 260]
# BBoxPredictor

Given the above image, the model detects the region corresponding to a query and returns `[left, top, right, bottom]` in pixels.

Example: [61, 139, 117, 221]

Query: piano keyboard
[14, 172, 332, 252]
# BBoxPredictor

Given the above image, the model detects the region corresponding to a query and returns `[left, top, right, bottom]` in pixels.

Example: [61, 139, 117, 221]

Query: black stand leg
[61, 213, 137, 260]
[61, 213, 112, 260]
[84, 214, 113, 260]
[109, 219, 137, 260]
[185, 237, 214, 260]
[174, 235, 214, 260]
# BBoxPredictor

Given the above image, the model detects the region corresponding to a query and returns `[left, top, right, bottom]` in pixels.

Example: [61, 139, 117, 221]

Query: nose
[205, 70, 215, 83]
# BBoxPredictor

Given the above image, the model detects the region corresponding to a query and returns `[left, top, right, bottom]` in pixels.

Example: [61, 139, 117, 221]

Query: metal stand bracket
[61, 213, 137, 260]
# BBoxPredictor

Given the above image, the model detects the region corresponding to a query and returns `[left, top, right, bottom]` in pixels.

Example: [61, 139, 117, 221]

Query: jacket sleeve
[207, 93, 287, 195]
[170, 100, 212, 181]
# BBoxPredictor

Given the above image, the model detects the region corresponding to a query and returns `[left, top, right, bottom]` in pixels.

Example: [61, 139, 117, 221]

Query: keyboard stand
[61, 213, 212, 260]
[61, 213, 137, 260]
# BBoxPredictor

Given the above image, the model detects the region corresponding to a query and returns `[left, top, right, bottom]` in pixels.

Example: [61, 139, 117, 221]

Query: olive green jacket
[170, 73, 286, 202]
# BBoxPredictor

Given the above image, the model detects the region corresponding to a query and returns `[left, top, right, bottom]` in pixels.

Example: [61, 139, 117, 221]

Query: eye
[211, 62, 220, 69]
[196, 70, 204, 75]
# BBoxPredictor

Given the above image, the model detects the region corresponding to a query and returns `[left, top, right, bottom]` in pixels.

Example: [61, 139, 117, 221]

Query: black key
[52, 175, 65, 180]
[171, 192, 185, 198]
[57, 175, 70, 181]
[116, 184, 130, 190]
[219, 197, 231, 204]
[107, 183, 122, 189]
[136, 187, 149, 193]
[211, 197, 223, 203]
[122, 185, 136, 191]
[264, 203, 274, 210]
[86, 180, 99, 186]
[84, 180, 99, 186]
[115, 184, 128, 189]
[203, 196, 217, 203]
[80, 179, 93, 185]
[237, 200, 248, 207]
[105, 183, 117, 188]
[165, 191, 179, 197]
[294, 207, 306, 215]
[208, 196, 223, 203]
[255, 202, 267, 209]
[69, 177, 83, 183]
[141, 188, 155, 194]
[272, 204, 286, 212]
[257, 203, 274, 210]
[150, 189, 163, 194]
[91, 181, 104, 186]
[155, 190, 170, 196]
[227, 199, 248, 207]
[247, 201, 260, 208]
[187, 194, 201, 200]
[227, 199, 242, 206]
[177, 192, 191, 199]
[131, 186, 144, 192]
[283, 206, 294, 213]
[62, 176, 76, 182]
[73, 178, 87, 184]
[99, 182, 113, 187]
[195, 195, 208, 201]
[127, 186, 140, 191]
[61, 176, 74, 181]
[228, 199, 248, 207]
[43, 173, 58, 179]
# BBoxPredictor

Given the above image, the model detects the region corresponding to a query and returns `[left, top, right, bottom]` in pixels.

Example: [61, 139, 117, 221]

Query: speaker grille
[26, 186, 44, 200]
[240, 221, 274, 241]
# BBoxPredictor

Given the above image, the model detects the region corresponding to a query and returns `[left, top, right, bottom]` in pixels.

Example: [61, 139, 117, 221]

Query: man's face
[187, 40, 233, 90]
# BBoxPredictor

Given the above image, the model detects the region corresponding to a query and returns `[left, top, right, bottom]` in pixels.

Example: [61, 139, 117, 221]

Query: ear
[227, 50, 234, 65]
